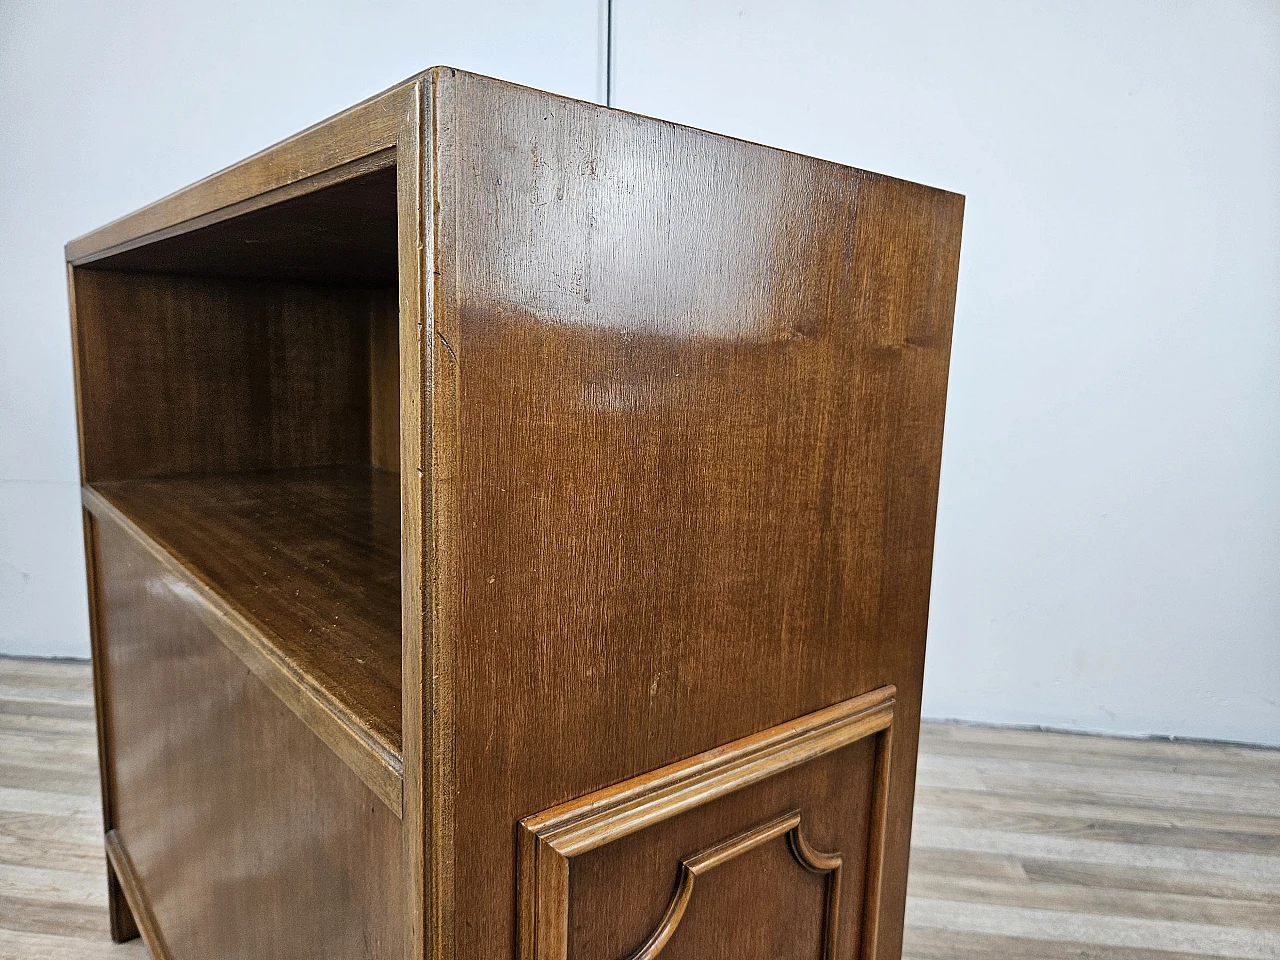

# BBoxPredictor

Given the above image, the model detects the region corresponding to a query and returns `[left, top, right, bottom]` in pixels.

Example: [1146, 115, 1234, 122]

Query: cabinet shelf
[84, 466, 402, 804]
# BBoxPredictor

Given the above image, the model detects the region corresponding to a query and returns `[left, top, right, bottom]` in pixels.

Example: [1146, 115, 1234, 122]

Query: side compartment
[87, 511, 403, 960]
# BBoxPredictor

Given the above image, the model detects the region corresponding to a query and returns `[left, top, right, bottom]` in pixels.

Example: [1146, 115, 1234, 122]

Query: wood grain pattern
[6, 660, 1277, 960]
[67, 74, 421, 960]
[419, 68, 461, 960]
[395, 75, 433, 960]
[103, 831, 171, 960]
[80, 501, 136, 943]
[624, 811, 842, 960]
[82, 468, 402, 812]
[371, 285, 402, 472]
[81, 164, 398, 284]
[92, 524, 403, 960]
[397, 73, 448, 960]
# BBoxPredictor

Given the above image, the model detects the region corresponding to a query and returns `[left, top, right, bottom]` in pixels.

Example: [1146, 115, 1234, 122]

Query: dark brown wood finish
[68, 68, 961, 960]
[93, 515, 403, 960]
[517, 687, 897, 960]
[80, 509, 138, 942]
[569, 751, 873, 960]
[398, 75, 436, 960]
[420, 70, 460, 960]
[105, 830, 172, 959]
[11, 660, 1280, 960]
[372, 285, 403, 472]
[67, 76, 421, 960]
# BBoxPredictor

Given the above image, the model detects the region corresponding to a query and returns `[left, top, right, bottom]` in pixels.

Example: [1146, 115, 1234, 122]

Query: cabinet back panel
[72, 269, 395, 482]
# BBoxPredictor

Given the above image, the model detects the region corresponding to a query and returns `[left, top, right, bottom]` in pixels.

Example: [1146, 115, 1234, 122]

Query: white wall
[0, 0, 601, 657]
[613, 0, 1280, 745]
[4, 2, 1278, 747]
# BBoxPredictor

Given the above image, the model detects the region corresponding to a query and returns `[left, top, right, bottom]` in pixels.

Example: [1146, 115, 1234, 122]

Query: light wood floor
[1, 657, 1276, 959]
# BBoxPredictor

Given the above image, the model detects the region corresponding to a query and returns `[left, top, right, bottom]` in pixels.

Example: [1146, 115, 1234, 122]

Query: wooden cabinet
[68, 68, 963, 960]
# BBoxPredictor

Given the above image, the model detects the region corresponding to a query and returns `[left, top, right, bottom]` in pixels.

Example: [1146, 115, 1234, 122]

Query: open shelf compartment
[71, 161, 404, 806]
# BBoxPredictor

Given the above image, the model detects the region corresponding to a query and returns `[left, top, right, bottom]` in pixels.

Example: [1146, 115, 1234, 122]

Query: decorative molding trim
[104, 829, 174, 960]
[789, 815, 845, 960]
[518, 685, 896, 960]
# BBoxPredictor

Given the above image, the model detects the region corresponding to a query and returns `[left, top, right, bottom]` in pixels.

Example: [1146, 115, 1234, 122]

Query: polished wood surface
[79, 511, 135, 944]
[612, 810, 843, 960]
[66, 74, 414, 952]
[395, 76, 434, 960]
[102, 832, 167, 959]
[84, 468, 402, 809]
[92, 522, 403, 960]
[68, 68, 964, 960]
[5, 659, 1278, 960]
[433, 71, 963, 960]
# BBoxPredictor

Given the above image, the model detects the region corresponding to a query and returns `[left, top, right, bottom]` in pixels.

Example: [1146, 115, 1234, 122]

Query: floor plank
[903, 926, 1259, 960]
[905, 897, 1280, 959]
[908, 723, 1280, 959]
[0, 656, 1276, 959]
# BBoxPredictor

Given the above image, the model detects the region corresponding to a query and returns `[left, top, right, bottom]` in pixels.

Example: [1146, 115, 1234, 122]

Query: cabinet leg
[106, 856, 139, 943]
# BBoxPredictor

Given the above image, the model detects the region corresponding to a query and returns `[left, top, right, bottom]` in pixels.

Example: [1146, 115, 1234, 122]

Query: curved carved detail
[625, 864, 694, 960]
[625, 811, 842, 960]
[788, 820, 844, 960]
[789, 824, 843, 874]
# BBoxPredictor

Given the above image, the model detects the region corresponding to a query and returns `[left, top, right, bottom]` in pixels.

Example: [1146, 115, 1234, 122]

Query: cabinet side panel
[444, 75, 962, 959]
[94, 516, 403, 960]
[844, 174, 963, 960]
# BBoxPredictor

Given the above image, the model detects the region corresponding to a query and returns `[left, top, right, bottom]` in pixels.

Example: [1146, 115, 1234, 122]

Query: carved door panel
[519, 687, 896, 960]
